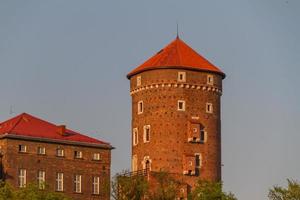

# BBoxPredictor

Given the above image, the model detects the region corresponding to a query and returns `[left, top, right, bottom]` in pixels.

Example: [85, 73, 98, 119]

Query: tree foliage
[111, 171, 149, 200]
[147, 171, 181, 200]
[189, 180, 237, 200]
[0, 181, 70, 200]
[269, 179, 300, 200]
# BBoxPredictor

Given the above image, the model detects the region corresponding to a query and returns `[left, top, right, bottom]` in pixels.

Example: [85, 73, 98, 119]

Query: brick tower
[127, 36, 225, 191]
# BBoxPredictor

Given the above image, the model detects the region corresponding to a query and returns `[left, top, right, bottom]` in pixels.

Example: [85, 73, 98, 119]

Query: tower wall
[130, 68, 223, 187]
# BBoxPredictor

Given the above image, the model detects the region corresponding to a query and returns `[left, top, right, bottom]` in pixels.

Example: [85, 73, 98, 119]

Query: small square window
[206, 103, 213, 113]
[178, 100, 186, 111]
[74, 151, 82, 159]
[138, 101, 143, 114]
[56, 148, 64, 157]
[207, 75, 214, 85]
[19, 145, 27, 153]
[37, 147, 46, 155]
[143, 125, 150, 143]
[133, 128, 138, 146]
[93, 153, 101, 161]
[137, 76, 141, 86]
[178, 72, 186, 82]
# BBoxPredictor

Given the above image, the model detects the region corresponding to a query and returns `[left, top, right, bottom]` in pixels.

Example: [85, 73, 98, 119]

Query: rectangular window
[200, 125, 206, 143]
[138, 101, 143, 114]
[178, 72, 186, 82]
[19, 145, 27, 153]
[206, 103, 213, 113]
[207, 75, 214, 85]
[143, 125, 150, 143]
[92, 176, 100, 195]
[178, 100, 186, 111]
[137, 76, 141, 86]
[56, 148, 64, 157]
[56, 173, 64, 191]
[37, 147, 46, 155]
[74, 175, 82, 193]
[93, 153, 101, 161]
[18, 169, 26, 188]
[37, 170, 45, 189]
[133, 128, 138, 146]
[195, 154, 201, 176]
[74, 151, 83, 159]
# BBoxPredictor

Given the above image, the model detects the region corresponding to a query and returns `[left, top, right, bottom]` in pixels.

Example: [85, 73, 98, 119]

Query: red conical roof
[127, 37, 225, 79]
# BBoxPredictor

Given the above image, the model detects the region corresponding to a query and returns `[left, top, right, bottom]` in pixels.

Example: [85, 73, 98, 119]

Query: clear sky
[0, 0, 299, 199]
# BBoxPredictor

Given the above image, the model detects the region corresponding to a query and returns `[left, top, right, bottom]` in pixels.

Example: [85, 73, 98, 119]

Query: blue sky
[0, 1, 299, 199]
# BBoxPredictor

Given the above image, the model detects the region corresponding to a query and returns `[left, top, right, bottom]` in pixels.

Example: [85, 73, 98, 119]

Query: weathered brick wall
[0, 138, 111, 200]
[130, 69, 223, 188]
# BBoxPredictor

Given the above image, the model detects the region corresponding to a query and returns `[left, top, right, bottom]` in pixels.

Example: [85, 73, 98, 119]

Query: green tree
[269, 179, 300, 200]
[111, 171, 149, 200]
[0, 182, 70, 200]
[189, 180, 237, 200]
[147, 171, 180, 200]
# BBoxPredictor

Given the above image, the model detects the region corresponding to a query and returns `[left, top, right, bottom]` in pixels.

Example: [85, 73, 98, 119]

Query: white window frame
[18, 169, 26, 188]
[143, 125, 151, 143]
[19, 145, 27, 153]
[74, 151, 83, 159]
[37, 146, 46, 155]
[138, 101, 143, 114]
[37, 170, 45, 189]
[74, 174, 82, 193]
[92, 176, 100, 195]
[206, 103, 213, 113]
[178, 100, 186, 111]
[56, 173, 64, 191]
[93, 153, 101, 161]
[133, 128, 138, 146]
[207, 75, 214, 85]
[178, 72, 186, 82]
[56, 148, 64, 157]
[137, 76, 141, 86]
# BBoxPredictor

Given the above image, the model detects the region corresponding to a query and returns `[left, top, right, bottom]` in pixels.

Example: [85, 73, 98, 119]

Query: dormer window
[206, 103, 213, 113]
[178, 100, 186, 111]
[137, 76, 141, 86]
[207, 75, 214, 85]
[178, 72, 186, 82]
[138, 101, 143, 114]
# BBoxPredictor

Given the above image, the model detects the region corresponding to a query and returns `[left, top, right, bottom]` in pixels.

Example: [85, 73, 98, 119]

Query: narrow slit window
[178, 72, 186, 82]
[178, 100, 186, 111]
[206, 103, 213, 113]
[143, 125, 150, 143]
[138, 101, 143, 114]
[133, 128, 138, 146]
[137, 76, 141, 86]
[207, 75, 214, 85]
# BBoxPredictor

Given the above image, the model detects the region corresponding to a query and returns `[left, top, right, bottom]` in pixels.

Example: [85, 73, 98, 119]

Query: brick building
[0, 113, 113, 200]
[127, 36, 225, 197]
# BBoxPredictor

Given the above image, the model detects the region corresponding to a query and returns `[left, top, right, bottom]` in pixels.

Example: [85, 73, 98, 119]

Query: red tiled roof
[0, 113, 111, 147]
[127, 37, 225, 79]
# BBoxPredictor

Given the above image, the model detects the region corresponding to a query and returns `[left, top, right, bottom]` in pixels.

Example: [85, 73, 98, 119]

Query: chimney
[57, 125, 66, 136]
